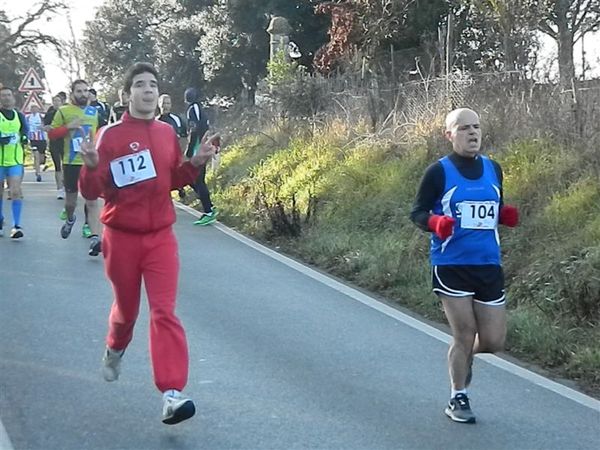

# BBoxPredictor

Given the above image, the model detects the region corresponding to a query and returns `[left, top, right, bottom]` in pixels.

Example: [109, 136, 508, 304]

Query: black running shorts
[30, 140, 47, 152]
[49, 140, 64, 172]
[63, 164, 82, 194]
[432, 265, 506, 306]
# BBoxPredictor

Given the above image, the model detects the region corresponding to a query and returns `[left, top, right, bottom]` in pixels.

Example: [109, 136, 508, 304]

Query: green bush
[266, 51, 324, 118]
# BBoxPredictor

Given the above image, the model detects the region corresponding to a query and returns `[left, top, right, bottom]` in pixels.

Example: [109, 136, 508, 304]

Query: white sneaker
[57, 189, 65, 200]
[102, 347, 124, 382]
[162, 392, 195, 425]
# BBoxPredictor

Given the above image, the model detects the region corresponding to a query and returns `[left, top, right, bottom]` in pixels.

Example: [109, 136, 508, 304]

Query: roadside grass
[199, 125, 600, 396]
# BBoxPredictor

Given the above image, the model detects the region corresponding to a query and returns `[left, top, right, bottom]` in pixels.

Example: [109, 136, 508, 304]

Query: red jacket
[79, 112, 200, 233]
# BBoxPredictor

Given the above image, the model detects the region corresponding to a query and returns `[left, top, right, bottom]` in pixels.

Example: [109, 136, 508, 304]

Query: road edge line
[0, 419, 15, 450]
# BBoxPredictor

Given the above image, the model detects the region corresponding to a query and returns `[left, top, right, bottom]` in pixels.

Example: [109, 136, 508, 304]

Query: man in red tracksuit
[79, 62, 219, 425]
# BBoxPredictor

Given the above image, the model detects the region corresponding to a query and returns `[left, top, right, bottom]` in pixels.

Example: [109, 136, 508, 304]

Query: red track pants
[103, 226, 188, 392]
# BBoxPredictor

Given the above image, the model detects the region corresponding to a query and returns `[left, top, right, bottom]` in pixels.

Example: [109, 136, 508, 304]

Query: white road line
[0, 419, 15, 450]
[177, 202, 600, 411]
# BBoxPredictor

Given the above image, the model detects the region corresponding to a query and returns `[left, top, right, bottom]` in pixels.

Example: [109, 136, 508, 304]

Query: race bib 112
[110, 149, 157, 188]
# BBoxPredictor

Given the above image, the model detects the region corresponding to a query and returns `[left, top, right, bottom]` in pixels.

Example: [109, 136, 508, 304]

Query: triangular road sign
[18, 68, 45, 92]
[22, 92, 45, 113]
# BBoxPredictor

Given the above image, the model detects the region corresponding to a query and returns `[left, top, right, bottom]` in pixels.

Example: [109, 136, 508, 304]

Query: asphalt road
[1, 172, 599, 450]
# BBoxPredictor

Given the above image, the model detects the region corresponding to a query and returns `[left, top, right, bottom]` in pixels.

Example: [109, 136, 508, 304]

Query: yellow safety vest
[0, 110, 24, 167]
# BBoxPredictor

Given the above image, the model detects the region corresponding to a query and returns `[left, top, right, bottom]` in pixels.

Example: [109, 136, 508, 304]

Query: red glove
[428, 215, 456, 240]
[499, 205, 519, 227]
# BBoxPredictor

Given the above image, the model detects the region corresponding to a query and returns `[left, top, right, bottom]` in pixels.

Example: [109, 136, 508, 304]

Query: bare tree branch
[537, 20, 558, 38]
[0, 1, 66, 52]
[571, 0, 584, 31]
[573, 0, 600, 41]
[574, 17, 600, 42]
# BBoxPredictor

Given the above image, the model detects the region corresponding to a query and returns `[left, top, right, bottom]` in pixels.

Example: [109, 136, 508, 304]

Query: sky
[11, 0, 104, 96]
[8, 0, 600, 97]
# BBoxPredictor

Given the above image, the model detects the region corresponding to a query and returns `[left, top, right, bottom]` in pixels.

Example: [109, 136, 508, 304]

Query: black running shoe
[0, 217, 4, 237]
[445, 393, 476, 423]
[61, 215, 76, 239]
[10, 226, 23, 239]
[89, 235, 102, 256]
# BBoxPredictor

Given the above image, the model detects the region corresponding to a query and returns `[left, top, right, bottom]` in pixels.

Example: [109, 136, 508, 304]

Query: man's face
[159, 96, 171, 113]
[119, 90, 129, 105]
[129, 72, 158, 116]
[0, 89, 14, 108]
[52, 96, 63, 108]
[445, 110, 481, 157]
[31, 105, 40, 114]
[89, 92, 97, 102]
[71, 83, 89, 107]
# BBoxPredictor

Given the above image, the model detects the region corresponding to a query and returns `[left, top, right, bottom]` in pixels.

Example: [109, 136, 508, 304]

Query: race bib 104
[110, 149, 157, 188]
[460, 201, 499, 230]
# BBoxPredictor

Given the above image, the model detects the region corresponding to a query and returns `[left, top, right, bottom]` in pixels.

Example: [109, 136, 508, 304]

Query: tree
[81, 0, 204, 106]
[80, 0, 327, 103]
[349, 0, 449, 74]
[313, 2, 359, 75]
[198, 1, 265, 101]
[0, 4, 61, 96]
[199, 0, 328, 102]
[81, 0, 159, 95]
[0, 1, 65, 53]
[452, 0, 540, 72]
[309, 1, 450, 78]
[349, 1, 445, 52]
[537, 0, 600, 88]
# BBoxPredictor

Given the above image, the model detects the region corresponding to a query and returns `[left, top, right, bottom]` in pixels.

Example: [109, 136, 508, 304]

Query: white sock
[451, 389, 467, 399]
[163, 389, 181, 400]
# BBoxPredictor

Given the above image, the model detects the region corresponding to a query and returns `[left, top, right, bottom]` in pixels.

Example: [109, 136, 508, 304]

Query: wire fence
[215, 69, 600, 153]
[306, 70, 600, 149]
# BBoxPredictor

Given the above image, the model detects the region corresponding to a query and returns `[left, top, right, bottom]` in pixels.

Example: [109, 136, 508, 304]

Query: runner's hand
[499, 205, 519, 227]
[428, 215, 455, 240]
[67, 118, 82, 130]
[79, 128, 98, 169]
[190, 132, 220, 167]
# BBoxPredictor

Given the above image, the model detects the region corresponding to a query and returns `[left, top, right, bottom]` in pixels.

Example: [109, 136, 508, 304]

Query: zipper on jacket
[144, 121, 154, 231]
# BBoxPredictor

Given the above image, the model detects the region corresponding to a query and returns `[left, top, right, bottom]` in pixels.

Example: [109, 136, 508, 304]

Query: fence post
[445, 13, 454, 110]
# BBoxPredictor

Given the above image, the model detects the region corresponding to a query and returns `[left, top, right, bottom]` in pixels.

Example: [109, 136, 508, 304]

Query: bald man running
[410, 108, 519, 424]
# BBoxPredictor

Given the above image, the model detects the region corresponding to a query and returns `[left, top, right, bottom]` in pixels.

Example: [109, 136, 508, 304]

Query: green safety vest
[0, 110, 24, 167]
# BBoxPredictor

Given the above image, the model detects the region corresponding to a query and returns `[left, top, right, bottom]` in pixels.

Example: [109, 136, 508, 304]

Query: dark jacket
[185, 102, 209, 158]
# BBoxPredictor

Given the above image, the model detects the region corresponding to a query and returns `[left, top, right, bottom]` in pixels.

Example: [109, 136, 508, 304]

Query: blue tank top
[430, 155, 501, 266]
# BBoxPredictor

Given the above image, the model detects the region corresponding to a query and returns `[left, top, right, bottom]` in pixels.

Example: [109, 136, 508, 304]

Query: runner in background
[184, 87, 218, 225]
[44, 94, 65, 199]
[89, 88, 110, 128]
[108, 88, 129, 124]
[26, 104, 48, 182]
[48, 79, 102, 256]
[157, 93, 187, 200]
[0, 86, 28, 239]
